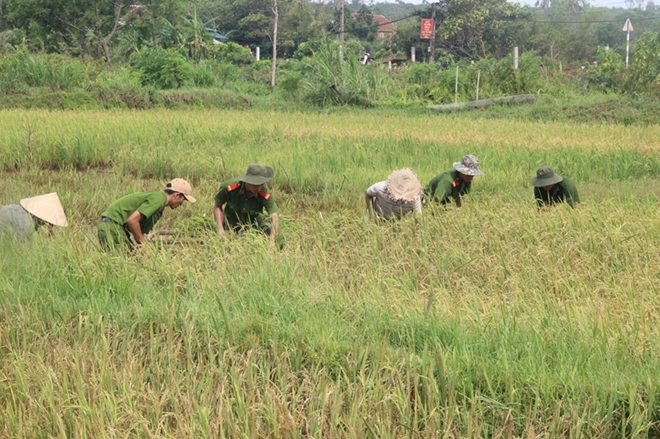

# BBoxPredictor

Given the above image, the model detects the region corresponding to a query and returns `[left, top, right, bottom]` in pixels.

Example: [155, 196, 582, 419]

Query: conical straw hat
[20, 192, 68, 227]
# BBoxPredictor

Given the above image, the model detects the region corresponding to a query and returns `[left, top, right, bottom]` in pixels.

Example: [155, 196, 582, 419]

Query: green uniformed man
[0, 192, 68, 245]
[213, 164, 279, 242]
[530, 166, 579, 208]
[424, 154, 484, 208]
[98, 178, 196, 251]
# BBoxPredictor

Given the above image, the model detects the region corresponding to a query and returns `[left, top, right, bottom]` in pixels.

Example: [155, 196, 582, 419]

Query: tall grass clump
[299, 35, 386, 106]
[0, 48, 96, 92]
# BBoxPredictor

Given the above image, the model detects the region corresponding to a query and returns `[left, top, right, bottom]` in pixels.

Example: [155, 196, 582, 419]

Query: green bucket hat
[530, 166, 563, 187]
[239, 164, 275, 185]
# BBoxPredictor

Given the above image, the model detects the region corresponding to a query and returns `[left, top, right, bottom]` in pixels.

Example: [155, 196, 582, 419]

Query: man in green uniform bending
[530, 166, 579, 208]
[98, 178, 196, 251]
[213, 164, 279, 242]
[424, 154, 484, 208]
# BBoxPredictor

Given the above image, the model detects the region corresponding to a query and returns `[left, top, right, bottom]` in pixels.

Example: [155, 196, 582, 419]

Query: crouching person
[213, 164, 279, 243]
[365, 168, 423, 221]
[98, 178, 196, 251]
[0, 192, 68, 245]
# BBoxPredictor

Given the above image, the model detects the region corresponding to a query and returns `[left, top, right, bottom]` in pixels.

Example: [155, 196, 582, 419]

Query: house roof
[350, 13, 397, 33]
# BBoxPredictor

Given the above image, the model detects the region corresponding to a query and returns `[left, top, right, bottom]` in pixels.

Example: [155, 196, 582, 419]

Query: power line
[516, 15, 660, 23]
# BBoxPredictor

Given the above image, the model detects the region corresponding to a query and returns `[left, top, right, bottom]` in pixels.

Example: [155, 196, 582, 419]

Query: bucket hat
[530, 166, 563, 187]
[240, 164, 275, 185]
[167, 178, 196, 203]
[20, 192, 68, 227]
[453, 154, 484, 176]
[386, 169, 423, 202]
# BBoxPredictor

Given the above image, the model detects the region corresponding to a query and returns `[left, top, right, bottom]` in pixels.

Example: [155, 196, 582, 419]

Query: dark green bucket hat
[530, 166, 563, 187]
[240, 164, 275, 185]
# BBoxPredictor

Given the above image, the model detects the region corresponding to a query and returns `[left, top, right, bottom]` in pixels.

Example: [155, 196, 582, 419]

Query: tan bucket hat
[386, 168, 423, 202]
[20, 192, 68, 227]
[167, 178, 196, 203]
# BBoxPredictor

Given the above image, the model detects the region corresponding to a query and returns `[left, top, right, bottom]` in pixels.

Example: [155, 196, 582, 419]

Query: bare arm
[365, 192, 374, 220]
[126, 210, 147, 244]
[269, 213, 279, 241]
[455, 197, 462, 208]
[213, 201, 225, 236]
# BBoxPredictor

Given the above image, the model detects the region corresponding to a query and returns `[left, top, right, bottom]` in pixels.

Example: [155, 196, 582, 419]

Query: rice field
[2, 109, 660, 437]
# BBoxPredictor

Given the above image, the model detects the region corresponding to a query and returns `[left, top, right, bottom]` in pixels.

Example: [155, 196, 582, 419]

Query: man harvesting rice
[0, 192, 68, 244]
[365, 168, 423, 221]
[213, 164, 279, 243]
[424, 154, 484, 208]
[98, 178, 196, 251]
[530, 166, 580, 208]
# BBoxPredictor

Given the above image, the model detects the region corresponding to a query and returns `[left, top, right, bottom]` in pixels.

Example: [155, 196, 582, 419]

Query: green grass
[1, 109, 660, 437]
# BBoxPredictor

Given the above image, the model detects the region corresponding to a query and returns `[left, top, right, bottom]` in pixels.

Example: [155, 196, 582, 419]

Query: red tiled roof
[350, 13, 397, 33]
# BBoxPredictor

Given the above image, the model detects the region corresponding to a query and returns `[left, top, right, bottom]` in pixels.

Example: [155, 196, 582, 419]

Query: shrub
[129, 47, 193, 89]
[209, 42, 254, 66]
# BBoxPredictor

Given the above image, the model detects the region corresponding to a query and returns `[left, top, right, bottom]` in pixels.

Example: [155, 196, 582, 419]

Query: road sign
[420, 19, 434, 39]
[622, 18, 633, 32]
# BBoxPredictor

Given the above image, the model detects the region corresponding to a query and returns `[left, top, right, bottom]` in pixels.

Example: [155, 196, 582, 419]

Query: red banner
[420, 19, 434, 39]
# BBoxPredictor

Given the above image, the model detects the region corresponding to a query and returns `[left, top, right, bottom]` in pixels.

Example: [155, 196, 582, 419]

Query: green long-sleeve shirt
[424, 170, 471, 204]
[534, 177, 579, 208]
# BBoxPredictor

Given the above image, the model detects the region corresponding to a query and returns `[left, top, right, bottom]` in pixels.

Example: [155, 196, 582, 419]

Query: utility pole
[429, 3, 436, 63]
[339, 0, 345, 60]
[270, 0, 278, 87]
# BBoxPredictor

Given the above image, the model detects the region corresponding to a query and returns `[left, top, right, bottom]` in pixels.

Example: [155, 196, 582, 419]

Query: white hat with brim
[20, 192, 68, 227]
[387, 168, 423, 202]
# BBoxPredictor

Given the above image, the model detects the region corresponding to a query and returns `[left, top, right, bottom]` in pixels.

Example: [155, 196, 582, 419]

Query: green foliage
[299, 35, 382, 106]
[583, 47, 626, 92]
[189, 60, 217, 87]
[630, 30, 660, 90]
[0, 48, 96, 92]
[130, 47, 192, 89]
[209, 42, 254, 65]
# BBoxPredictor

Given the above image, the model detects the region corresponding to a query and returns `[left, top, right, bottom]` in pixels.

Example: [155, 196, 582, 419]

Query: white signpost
[623, 19, 633, 68]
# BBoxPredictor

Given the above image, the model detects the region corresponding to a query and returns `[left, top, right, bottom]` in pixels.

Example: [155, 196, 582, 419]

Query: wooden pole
[270, 0, 278, 87]
[339, 0, 345, 60]
[454, 65, 459, 104]
[429, 3, 436, 63]
[476, 70, 480, 101]
[514, 46, 519, 71]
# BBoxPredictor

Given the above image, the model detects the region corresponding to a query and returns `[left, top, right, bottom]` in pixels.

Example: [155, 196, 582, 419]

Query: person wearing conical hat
[530, 166, 579, 208]
[365, 169, 423, 221]
[98, 178, 196, 251]
[424, 154, 484, 208]
[0, 192, 68, 244]
[213, 164, 279, 242]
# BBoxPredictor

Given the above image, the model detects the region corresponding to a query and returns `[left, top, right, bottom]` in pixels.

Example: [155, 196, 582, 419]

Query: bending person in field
[98, 178, 196, 251]
[365, 168, 423, 221]
[424, 154, 484, 207]
[531, 165, 580, 208]
[213, 164, 279, 242]
[0, 192, 68, 244]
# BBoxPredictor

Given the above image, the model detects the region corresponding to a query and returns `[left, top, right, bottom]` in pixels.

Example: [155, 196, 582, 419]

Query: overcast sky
[379, 0, 635, 7]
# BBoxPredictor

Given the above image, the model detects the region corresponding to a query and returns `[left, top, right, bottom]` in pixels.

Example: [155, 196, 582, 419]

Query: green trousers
[98, 220, 133, 252]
